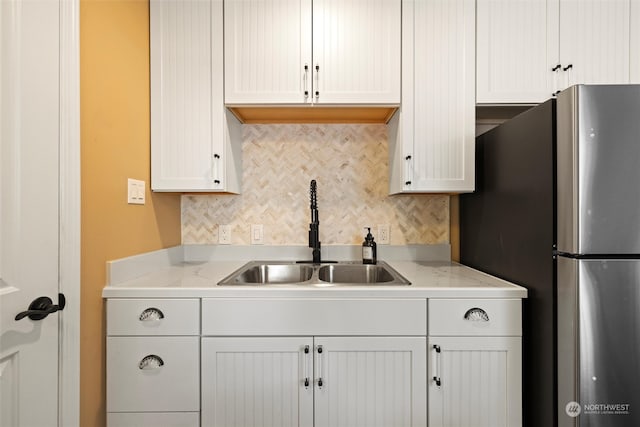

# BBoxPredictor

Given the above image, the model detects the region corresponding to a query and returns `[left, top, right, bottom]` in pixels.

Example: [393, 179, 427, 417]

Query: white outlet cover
[219, 224, 231, 244]
[378, 224, 390, 245]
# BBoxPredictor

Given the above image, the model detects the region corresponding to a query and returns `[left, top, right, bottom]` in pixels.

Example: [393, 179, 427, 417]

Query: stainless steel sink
[218, 261, 410, 286]
[219, 263, 314, 285]
[317, 264, 397, 284]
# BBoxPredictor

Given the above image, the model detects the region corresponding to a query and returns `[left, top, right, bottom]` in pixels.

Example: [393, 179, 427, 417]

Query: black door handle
[15, 293, 66, 321]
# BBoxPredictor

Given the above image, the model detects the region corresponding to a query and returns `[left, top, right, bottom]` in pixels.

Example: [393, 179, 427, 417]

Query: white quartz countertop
[102, 247, 527, 299]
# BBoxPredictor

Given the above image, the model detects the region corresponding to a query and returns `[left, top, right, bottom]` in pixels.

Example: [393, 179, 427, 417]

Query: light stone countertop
[102, 245, 527, 299]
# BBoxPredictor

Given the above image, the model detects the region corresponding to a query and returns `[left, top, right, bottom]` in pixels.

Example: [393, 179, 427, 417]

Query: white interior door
[0, 1, 64, 426]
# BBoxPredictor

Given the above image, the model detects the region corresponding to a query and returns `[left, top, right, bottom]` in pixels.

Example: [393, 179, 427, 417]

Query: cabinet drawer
[429, 299, 521, 336]
[202, 298, 427, 336]
[107, 298, 199, 335]
[107, 412, 199, 427]
[106, 337, 199, 412]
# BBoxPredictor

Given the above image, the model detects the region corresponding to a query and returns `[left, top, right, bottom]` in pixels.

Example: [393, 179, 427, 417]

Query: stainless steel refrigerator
[461, 85, 640, 427]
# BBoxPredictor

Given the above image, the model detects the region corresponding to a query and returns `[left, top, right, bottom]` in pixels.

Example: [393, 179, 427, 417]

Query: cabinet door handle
[316, 345, 324, 388]
[304, 64, 309, 98]
[552, 63, 562, 95]
[139, 307, 164, 322]
[303, 345, 310, 388]
[432, 344, 442, 387]
[563, 64, 573, 90]
[315, 64, 320, 99]
[212, 154, 221, 187]
[464, 307, 490, 322]
[138, 354, 164, 370]
[404, 154, 413, 187]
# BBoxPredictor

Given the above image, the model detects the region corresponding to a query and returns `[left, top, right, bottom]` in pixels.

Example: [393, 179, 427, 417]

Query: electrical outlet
[219, 224, 231, 244]
[378, 224, 390, 245]
[251, 224, 264, 245]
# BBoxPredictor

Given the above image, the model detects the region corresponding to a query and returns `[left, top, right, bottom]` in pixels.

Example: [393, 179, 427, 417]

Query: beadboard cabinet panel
[390, 0, 475, 193]
[224, 0, 400, 106]
[151, 0, 241, 192]
[201, 337, 315, 427]
[312, 0, 401, 104]
[224, 0, 312, 104]
[477, 0, 559, 103]
[428, 337, 522, 427]
[477, 0, 640, 103]
[314, 337, 427, 427]
[560, 0, 631, 86]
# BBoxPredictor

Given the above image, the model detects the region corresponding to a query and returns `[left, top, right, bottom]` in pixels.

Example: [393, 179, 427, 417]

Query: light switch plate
[127, 178, 145, 205]
[251, 224, 264, 245]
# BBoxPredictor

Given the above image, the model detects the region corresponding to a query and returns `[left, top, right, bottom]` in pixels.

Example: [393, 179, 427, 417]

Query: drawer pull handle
[139, 308, 164, 322]
[139, 354, 164, 370]
[464, 307, 489, 322]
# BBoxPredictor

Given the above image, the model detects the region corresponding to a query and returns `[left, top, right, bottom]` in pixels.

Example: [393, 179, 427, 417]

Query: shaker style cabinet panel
[477, 0, 640, 104]
[224, 0, 401, 105]
[151, 0, 242, 192]
[427, 337, 522, 427]
[389, 0, 476, 193]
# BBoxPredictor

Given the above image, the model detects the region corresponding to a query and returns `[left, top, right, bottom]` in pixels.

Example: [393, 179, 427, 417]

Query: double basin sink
[218, 260, 411, 286]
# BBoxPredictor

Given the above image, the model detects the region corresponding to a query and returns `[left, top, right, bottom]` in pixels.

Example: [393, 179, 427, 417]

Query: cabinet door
[151, 0, 240, 192]
[314, 337, 427, 427]
[476, 0, 560, 103]
[633, 1, 640, 82]
[390, 0, 475, 193]
[312, 0, 401, 104]
[201, 337, 314, 427]
[428, 337, 522, 427]
[224, 0, 313, 104]
[560, 0, 632, 88]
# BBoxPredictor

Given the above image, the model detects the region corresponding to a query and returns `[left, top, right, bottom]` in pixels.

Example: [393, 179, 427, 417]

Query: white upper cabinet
[224, 0, 312, 104]
[224, 0, 401, 105]
[151, 0, 242, 192]
[478, 0, 640, 104]
[476, 0, 559, 103]
[389, 0, 476, 193]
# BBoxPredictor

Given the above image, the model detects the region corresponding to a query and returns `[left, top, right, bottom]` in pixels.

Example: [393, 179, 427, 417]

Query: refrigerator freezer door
[557, 256, 640, 427]
[557, 85, 640, 255]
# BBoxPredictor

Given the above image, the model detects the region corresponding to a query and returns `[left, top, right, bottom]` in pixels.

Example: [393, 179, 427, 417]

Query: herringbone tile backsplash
[182, 124, 449, 245]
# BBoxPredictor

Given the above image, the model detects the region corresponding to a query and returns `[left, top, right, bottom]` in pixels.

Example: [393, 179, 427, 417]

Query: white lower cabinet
[201, 337, 314, 427]
[106, 299, 201, 427]
[314, 337, 427, 427]
[428, 299, 523, 427]
[201, 336, 427, 427]
[427, 336, 522, 427]
[106, 297, 522, 427]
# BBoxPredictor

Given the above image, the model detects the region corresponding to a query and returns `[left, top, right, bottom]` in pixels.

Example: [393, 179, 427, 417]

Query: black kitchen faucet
[308, 179, 321, 264]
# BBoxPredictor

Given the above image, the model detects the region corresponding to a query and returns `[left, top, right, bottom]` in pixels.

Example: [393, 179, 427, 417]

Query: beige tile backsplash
[182, 124, 449, 245]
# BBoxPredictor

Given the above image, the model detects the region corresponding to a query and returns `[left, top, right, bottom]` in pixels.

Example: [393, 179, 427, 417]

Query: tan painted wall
[80, 1, 181, 425]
